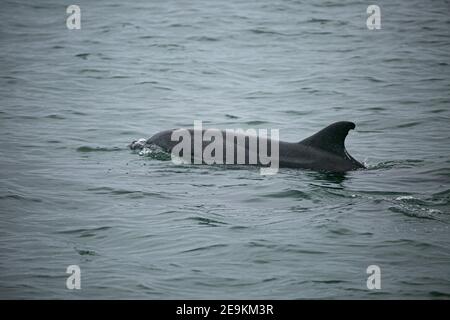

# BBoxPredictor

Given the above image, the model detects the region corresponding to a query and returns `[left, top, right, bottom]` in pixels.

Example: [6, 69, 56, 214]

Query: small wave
[76, 248, 97, 256]
[76, 146, 122, 152]
[185, 216, 228, 227]
[181, 243, 228, 253]
[358, 190, 412, 197]
[153, 86, 174, 91]
[366, 76, 384, 83]
[57, 226, 112, 236]
[381, 239, 435, 249]
[312, 1, 361, 8]
[430, 108, 447, 114]
[70, 111, 88, 116]
[312, 279, 347, 284]
[302, 31, 333, 35]
[306, 18, 332, 24]
[395, 195, 415, 201]
[283, 110, 312, 116]
[169, 23, 190, 28]
[245, 120, 269, 125]
[264, 189, 311, 200]
[187, 36, 219, 42]
[431, 189, 450, 202]
[243, 91, 273, 99]
[394, 196, 446, 210]
[87, 187, 168, 199]
[136, 80, 159, 85]
[367, 160, 424, 170]
[44, 114, 65, 120]
[328, 227, 362, 236]
[149, 43, 184, 49]
[0, 194, 42, 203]
[365, 106, 386, 111]
[80, 68, 104, 73]
[139, 35, 156, 40]
[248, 28, 286, 36]
[389, 205, 443, 221]
[229, 225, 249, 230]
[138, 145, 172, 161]
[429, 291, 450, 298]
[396, 121, 422, 129]
[285, 248, 325, 255]
[62, 226, 111, 233]
[75, 53, 90, 60]
[246, 241, 324, 255]
[382, 57, 403, 63]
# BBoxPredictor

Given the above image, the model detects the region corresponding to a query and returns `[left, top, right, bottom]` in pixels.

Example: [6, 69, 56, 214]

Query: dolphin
[129, 121, 365, 172]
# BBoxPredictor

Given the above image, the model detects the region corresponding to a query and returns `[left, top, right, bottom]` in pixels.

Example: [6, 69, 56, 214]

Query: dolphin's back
[129, 121, 365, 172]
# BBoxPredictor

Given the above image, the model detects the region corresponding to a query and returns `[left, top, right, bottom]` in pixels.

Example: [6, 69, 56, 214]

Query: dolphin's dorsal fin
[298, 121, 356, 157]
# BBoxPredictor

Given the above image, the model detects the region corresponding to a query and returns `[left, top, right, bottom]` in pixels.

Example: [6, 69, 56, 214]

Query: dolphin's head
[128, 138, 147, 150]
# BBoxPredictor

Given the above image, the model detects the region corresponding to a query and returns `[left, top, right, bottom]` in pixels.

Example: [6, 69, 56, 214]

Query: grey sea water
[0, 0, 449, 299]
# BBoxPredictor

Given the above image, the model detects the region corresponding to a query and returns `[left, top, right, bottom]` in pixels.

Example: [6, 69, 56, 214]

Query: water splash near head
[128, 138, 147, 150]
[129, 138, 171, 160]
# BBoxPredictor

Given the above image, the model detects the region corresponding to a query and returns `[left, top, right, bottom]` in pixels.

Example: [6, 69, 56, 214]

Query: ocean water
[0, 0, 449, 299]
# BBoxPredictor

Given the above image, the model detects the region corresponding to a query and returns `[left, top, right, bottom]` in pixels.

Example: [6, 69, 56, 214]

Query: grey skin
[129, 121, 365, 172]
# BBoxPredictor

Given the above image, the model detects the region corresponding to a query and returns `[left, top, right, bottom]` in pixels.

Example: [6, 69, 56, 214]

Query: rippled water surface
[1, 0, 449, 299]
